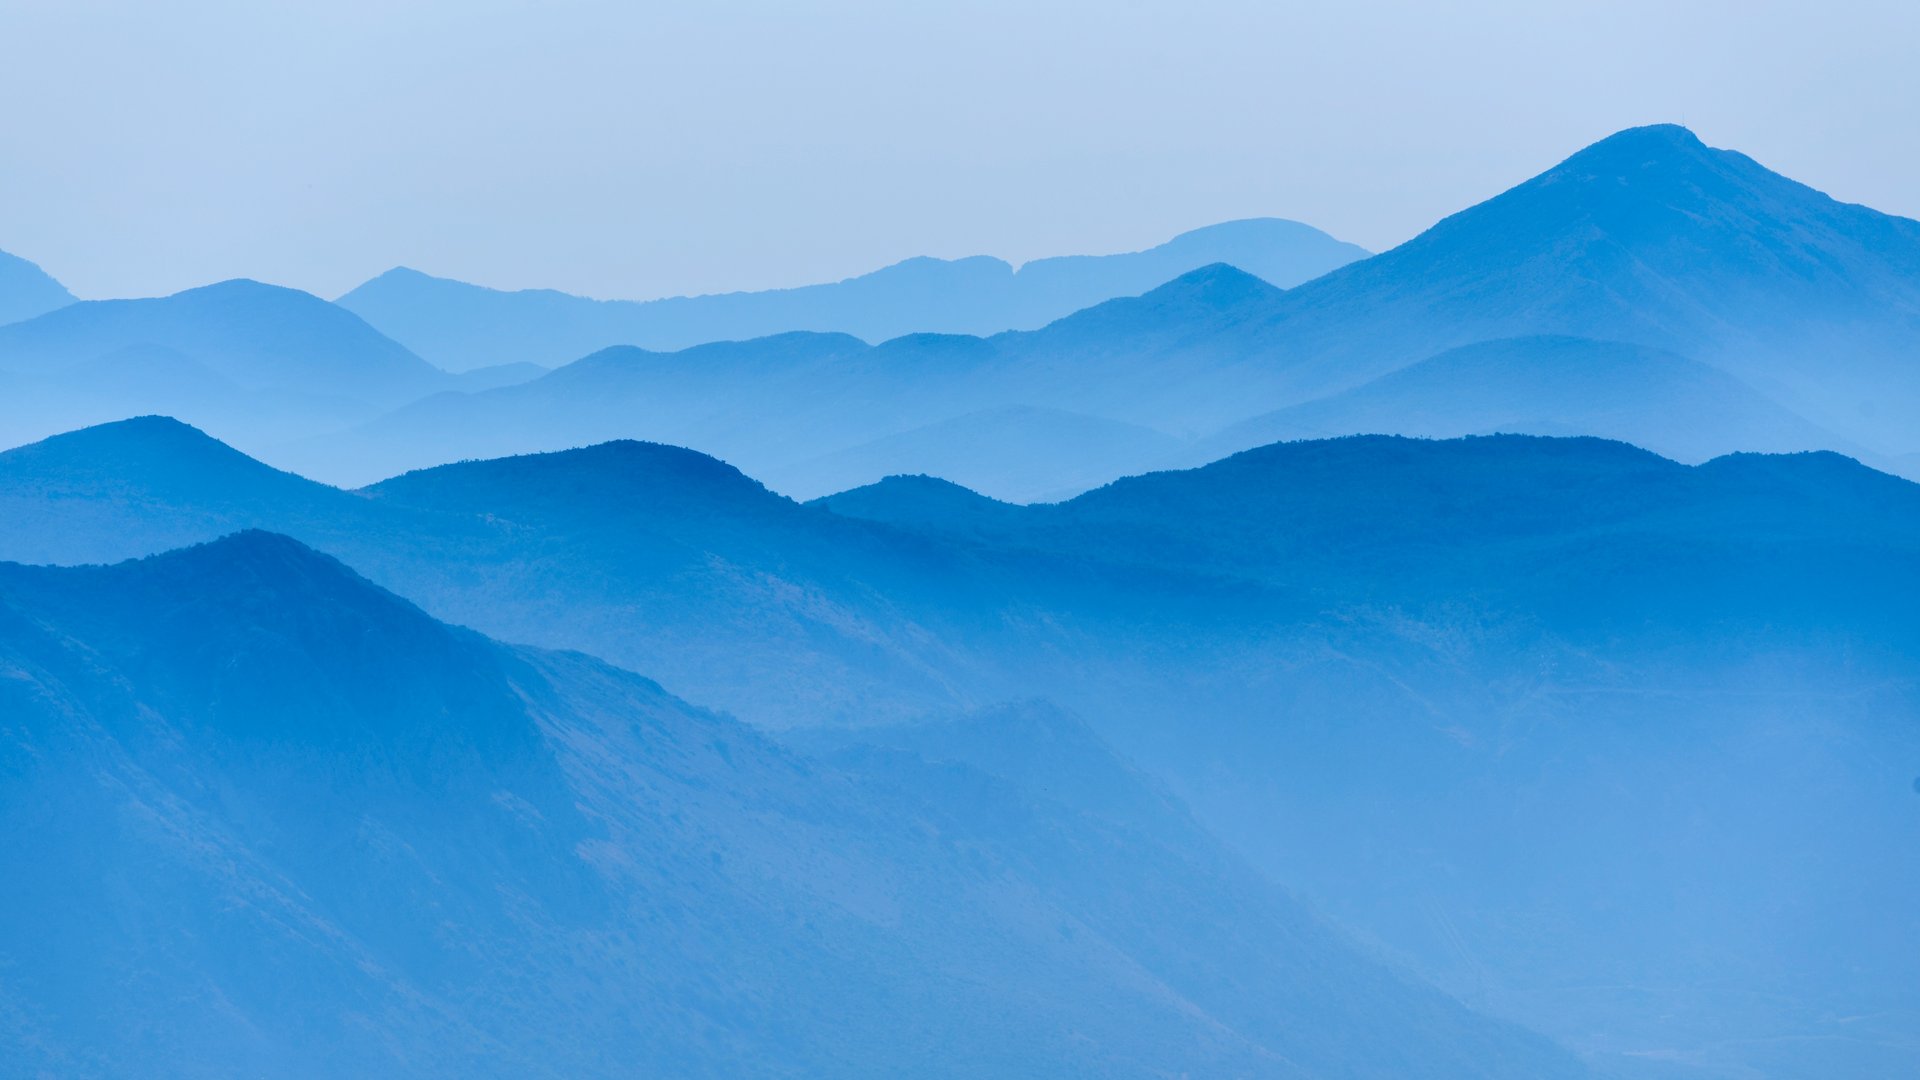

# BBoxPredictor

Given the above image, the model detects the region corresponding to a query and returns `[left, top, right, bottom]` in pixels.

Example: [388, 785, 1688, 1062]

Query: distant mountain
[0, 279, 454, 452]
[335, 218, 1368, 370]
[0, 279, 443, 399]
[1225, 124, 1920, 447]
[0, 530, 1578, 1078]
[296, 127, 1920, 494]
[0, 247, 74, 325]
[1183, 335, 1863, 469]
[276, 268, 1284, 492]
[6, 420, 1920, 1076]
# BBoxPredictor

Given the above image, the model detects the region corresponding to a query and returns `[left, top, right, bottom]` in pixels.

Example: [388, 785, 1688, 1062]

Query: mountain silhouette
[0, 530, 1580, 1078]
[279, 266, 1284, 492]
[1230, 125, 1920, 443]
[7, 419, 1920, 1075]
[335, 218, 1367, 370]
[0, 246, 74, 326]
[285, 127, 1920, 496]
[0, 279, 460, 458]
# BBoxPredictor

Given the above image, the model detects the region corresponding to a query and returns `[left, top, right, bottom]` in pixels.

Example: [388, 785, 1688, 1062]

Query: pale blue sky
[3, 0, 1916, 301]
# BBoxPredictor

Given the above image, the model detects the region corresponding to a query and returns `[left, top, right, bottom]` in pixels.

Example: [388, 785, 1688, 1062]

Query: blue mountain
[278, 267, 1284, 492]
[1181, 335, 1867, 469]
[292, 126, 1920, 496]
[1227, 125, 1920, 445]
[0, 280, 466, 453]
[0, 530, 1580, 1078]
[8, 419, 1920, 1078]
[0, 247, 74, 326]
[335, 218, 1368, 371]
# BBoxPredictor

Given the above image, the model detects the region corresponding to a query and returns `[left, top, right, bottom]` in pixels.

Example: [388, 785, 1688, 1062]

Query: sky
[2, 0, 1917, 302]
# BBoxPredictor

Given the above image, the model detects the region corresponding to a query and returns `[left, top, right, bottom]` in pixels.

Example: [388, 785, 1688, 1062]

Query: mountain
[7, 420, 1920, 1076]
[1223, 124, 1920, 446]
[814, 438, 1920, 1079]
[0, 417, 1050, 726]
[335, 218, 1368, 371]
[277, 267, 1287, 492]
[0, 530, 1580, 1078]
[297, 127, 1920, 495]
[0, 247, 74, 326]
[0, 279, 452, 453]
[1184, 335, 1865, 470]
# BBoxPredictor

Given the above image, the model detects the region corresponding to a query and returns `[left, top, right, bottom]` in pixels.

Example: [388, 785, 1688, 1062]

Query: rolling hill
[0, 530, 1578, 1078]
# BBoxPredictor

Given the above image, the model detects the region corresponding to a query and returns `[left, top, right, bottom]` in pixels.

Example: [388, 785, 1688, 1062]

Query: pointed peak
[812, 472, 998, 509]
[171, 277, 323, 303]
[1142, 262, 1287, 305]
[0, 417, 321, 501]
[1542, 123, 1747, 185]
[6, 415, 231, 459]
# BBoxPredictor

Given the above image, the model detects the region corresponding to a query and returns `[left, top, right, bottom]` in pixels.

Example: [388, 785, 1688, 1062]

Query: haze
[2, 0, 1917, 301]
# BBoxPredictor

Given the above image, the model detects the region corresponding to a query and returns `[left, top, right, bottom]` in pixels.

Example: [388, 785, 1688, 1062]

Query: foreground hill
[335, 218, 1368, 370]
[0, 531, 1575, 1078]
[6, 419, 1920, 1076]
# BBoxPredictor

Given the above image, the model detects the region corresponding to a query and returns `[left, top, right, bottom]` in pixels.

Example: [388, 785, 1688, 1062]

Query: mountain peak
[365, 438, 781, 515]
[1154, 262, 1284, 298]
[1578, 122, 1707, 155]
[4, 415, 245, 468]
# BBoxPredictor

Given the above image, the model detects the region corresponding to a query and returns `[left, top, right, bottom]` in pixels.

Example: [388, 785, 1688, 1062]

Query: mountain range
[4, 416, 1918, 1077]
[260, 125, 1920, 496]
[334, 217, 1370, 370]
[10, 125, 1919, 502]
[9, 121, 1920, 1078]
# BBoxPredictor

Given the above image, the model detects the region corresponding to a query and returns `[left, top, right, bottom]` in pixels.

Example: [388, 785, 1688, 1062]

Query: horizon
[4, 1, 1917, 301]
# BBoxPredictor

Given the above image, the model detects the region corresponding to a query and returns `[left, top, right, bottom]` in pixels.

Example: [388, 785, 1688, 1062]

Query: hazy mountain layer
[0, 531, 1577, 1078]
[6, 418, 1920, 1078]
[1184, 334, 1865, 468]
[335, 218, 1369, 371]
[0, 279, 460, 451]
[281, 126, 1920, 497]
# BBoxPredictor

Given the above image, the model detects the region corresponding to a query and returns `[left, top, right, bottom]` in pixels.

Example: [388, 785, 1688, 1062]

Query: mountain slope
[9, 421, 1920, 1075]
[285, 267, 1283, 493]
[0, 247, 74, 326]
[0, 531, 1580, 1078]
[1226, 124, 1920, 443]
[335, 218, 1367, 370]
[301, 127, 1920, 493]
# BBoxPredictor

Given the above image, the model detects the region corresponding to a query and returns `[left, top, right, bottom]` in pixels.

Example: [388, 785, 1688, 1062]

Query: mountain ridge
[334, 218, 1367, 370]
[0, 247, 75, 326]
